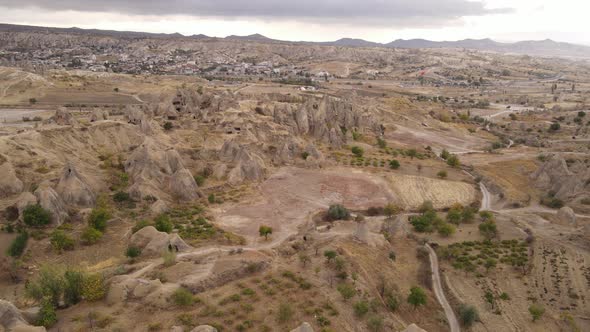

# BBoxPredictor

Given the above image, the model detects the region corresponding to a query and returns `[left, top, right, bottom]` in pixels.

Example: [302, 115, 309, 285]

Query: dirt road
[426, 243, 460, 332]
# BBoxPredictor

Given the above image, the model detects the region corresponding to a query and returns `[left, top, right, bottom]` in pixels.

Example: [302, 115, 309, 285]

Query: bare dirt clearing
[215, 167, 396, 246]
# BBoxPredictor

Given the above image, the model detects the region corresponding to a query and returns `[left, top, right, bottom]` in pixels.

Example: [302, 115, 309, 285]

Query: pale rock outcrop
[126, 106, 153, 135]
[212, 164, 227, 180]
[290, 322, 314, 332]
[55, 163, 95, 207]
[556, 206, 577, 226]
[0, 300, 46, 332]
[129, 226, 190, 257]
[402, 324, 428, 332]
[89, 109, 108, 122]
[530, 156, 590, 202]
[219, 141, 266, 185]
[190, 326, 218, 332]
[272, 95, 380, 148]
[0, 162, 23, 198]
[33, 183, 68, 225]
[16, 192, 37, 220]
[51, 107, 76, 126]
[150, 200, 169, 215]
[354, 221, 370, 244]
[125, 138, 202, 201]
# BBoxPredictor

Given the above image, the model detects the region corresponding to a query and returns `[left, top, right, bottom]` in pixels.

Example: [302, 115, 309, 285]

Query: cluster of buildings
[0, 47, 330, 81]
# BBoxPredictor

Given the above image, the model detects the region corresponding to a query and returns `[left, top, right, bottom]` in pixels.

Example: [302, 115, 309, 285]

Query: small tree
[324, 250, 338, 262]
[383, 203, 399, 218]
[438, 223, 456, 237]
[529, 304, 545, 322]
[440, 149, 450, 160]
[367, 315, 384, 332]
[458, 304, 479, 328]
[407, 286, 427, 309]
[299, 253, 311, 267]
[327, 204, 350, 221]
[172, 287, 194, 306]
[389, 159, 400, 170]
[484, 258, 497, 272]
[259, 225, 273, 240]
[88, 208, 111, 232]
[23, 205, 52, 227]
[437, 170, 447, 179]
[353, 300, 370, 317]
[337, 283, 356, 301]
[479, 221, 498, 239]
[447, 155, 460, 168]
[81, 227, 103, 245]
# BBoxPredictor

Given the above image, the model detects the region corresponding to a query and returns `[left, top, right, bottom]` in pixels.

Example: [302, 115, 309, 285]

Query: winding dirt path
[426, 243, 461, 332]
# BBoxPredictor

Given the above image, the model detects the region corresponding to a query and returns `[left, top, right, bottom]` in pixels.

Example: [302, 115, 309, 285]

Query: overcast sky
[0, 0, 588, 45]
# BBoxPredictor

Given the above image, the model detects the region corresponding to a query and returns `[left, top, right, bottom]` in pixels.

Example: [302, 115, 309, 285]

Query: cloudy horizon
[0, 0, 588, 45]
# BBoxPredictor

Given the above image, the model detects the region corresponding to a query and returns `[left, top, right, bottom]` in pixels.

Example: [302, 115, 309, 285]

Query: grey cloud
[0, 0, 511, 25]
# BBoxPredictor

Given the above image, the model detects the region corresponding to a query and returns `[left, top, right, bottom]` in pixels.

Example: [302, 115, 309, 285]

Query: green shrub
[37, 298, 57, 328]
[353, 301, 369, 317]
[50, 230, 75, 252]
[113, 191, 132, 203]
[81, 227, 103, 245]
[23, 205, 52, 227]
[208, 194, 216, 204]
[81, 274, 106, 301]
[324, 250, 338, 262]
[376, 138, 387, 149]
[458, 304, 479, 327]
[327, 204, 350, 221]
[479, 221, 498, 239]
[193, 175, 206, 187]
[529, 304, 545, 322]
[447, 155, 460, 168]
[6, 232, 28, 257]
[351, 146, 364, 157]
[438, 223, 456, 237]
[277, 303, 293, 323]
[155, 214, 173, 233]
[440, 149, 450, 160]
[25, 265, 65, 306]
[88, 208, 111, 232]
[407, 286, 427, 308]
[172, 287, 195, 306]
[367, 315, 384, 332]
[162, 250, 176, 267]
[385, 292, 399, 312]
[337, 283, 356, 301]
[301, 152, 310, 160]
[126, 247, 142, 258]
[437, 170, 447, 178]
[64, 269, 84, 306]
[389, 159, 400, 169]
[163, 122, 173, 131]
[259, 225, 273, 239]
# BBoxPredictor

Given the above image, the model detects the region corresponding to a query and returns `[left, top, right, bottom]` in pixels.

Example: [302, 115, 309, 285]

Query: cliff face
[530, 155, 590, 208]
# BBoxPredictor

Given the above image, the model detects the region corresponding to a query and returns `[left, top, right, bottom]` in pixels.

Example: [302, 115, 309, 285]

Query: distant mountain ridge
[0, 23, 589, 58]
